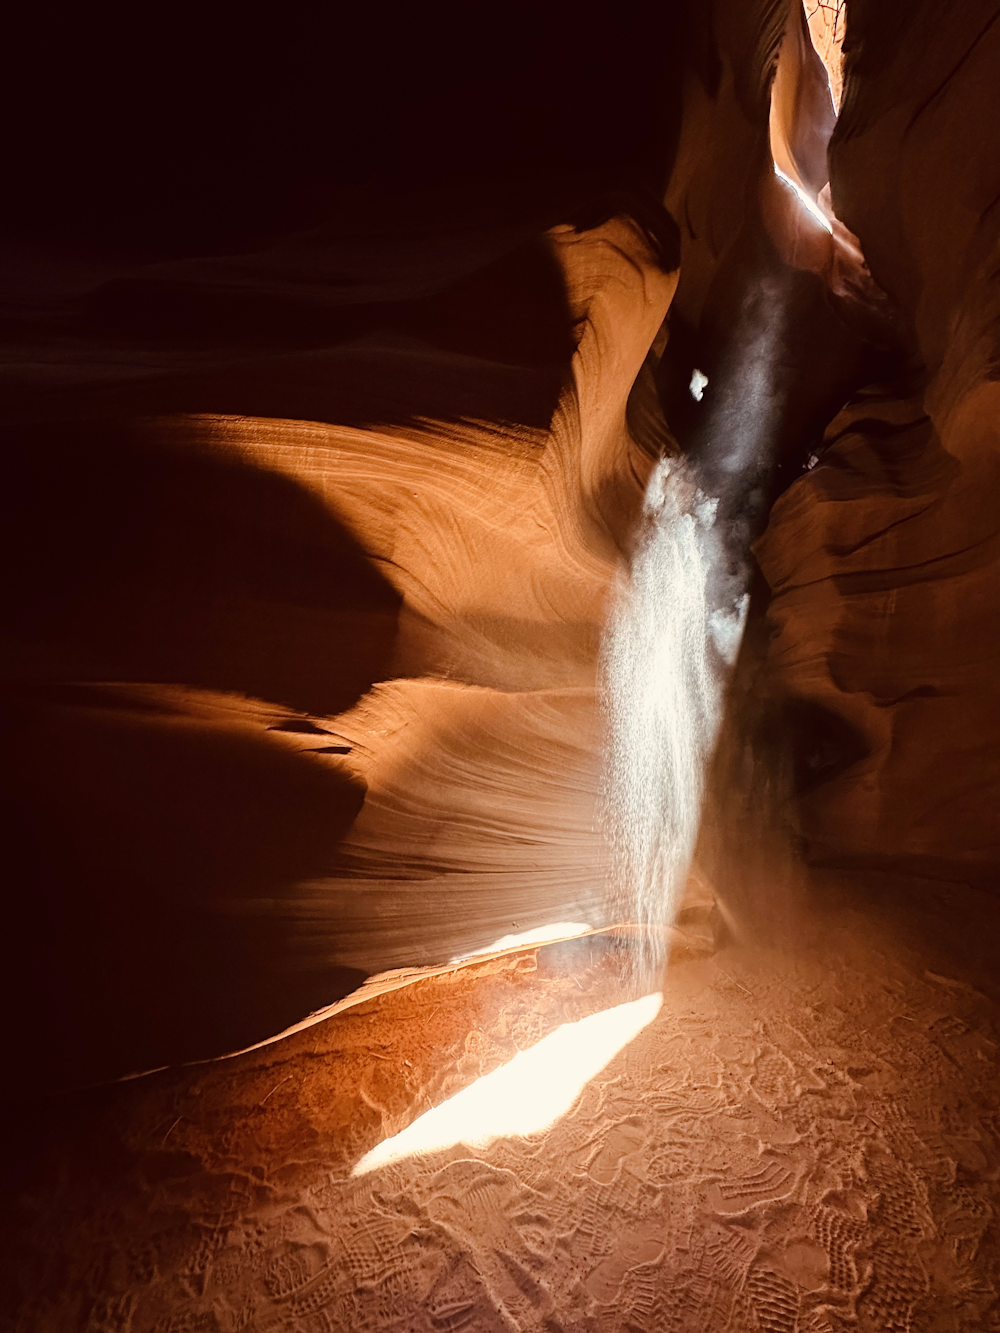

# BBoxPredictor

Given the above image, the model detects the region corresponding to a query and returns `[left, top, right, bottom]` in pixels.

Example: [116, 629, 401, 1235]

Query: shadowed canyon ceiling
[3, 0, 1000, 1329]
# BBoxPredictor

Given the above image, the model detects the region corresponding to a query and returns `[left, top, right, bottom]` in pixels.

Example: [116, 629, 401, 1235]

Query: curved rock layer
[1, 219, 676, 1086]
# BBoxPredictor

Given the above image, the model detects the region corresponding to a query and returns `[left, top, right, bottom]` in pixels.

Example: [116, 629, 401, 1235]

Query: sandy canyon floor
[5, 880, 1000, 1333]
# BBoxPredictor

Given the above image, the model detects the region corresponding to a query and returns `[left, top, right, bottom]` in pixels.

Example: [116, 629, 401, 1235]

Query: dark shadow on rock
[756, 696, 871, 797]
[0, 337, 568, 438]
[0, 419, 403, 1089]
[1, 240, 576, 434]
[0, 684, 369, 1092]
[0, 419, 401, 716]
[83, 235, 577, 366]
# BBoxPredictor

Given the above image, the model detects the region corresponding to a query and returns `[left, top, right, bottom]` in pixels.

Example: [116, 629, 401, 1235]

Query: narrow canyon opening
[2, 1, 1000, 1329]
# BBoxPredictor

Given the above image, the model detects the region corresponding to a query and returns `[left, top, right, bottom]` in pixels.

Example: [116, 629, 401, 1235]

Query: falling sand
[601, 457, 748, 988]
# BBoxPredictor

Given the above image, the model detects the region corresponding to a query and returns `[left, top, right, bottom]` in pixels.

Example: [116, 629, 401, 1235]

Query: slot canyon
[3, 1, 1000, 1329]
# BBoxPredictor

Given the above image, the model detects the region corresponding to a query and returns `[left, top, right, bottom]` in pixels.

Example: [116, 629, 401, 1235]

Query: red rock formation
[0, 212, 679, 1086]
[746, 0, 1000, 896]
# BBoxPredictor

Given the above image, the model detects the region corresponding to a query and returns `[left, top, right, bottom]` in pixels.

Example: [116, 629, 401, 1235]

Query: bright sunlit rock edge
[352, 991, 663, 1175]
[450, 921, 592, 963]
[774, 164, 834, 233]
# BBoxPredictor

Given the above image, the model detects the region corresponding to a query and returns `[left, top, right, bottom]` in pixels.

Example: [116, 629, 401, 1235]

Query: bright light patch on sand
[352, 992, 662, 1175]
[774, 165, 833, 233]
[451, 922, 591, 962]
[689, 368, 708, 402]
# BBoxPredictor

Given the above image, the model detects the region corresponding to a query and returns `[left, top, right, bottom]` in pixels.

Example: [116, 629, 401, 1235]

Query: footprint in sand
[585, 1229, 665, 1304]
[588, 1121, 647, 1185]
